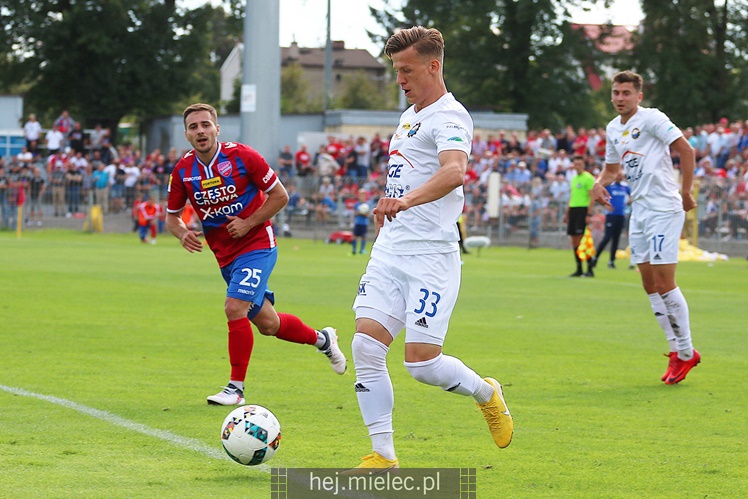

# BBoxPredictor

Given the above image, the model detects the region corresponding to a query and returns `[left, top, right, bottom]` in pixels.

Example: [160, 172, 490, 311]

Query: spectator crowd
[1, 111, 747, 242]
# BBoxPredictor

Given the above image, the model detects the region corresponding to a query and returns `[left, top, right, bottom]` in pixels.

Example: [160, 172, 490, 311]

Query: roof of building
[282, 41, 384, 71]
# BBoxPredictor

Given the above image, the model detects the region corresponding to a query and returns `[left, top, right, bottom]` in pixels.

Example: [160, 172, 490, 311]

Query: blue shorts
[138, 223, 151, 240]
[220, 248, 277, 319]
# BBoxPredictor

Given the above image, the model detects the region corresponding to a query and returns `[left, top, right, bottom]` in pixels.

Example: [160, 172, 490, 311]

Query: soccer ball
[221, 405, 281, 466]
[357, 203, 370, 215]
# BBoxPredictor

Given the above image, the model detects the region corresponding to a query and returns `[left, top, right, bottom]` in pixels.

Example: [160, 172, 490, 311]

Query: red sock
[275, 313, 317, 345]
[150, 224, 157, 238]
[228, 318, 254, 382]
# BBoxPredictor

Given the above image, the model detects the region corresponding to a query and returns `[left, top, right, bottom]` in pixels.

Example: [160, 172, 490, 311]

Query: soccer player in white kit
[593, 70, 701, 384]
[347, 26, 513, 472]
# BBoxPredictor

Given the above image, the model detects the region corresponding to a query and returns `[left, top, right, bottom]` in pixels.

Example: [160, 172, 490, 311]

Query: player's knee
[224, 298, 249, 321]
[251, 314, 278, 336]
[405, 363, 434, 385]
[352, 333, 388, 372]
[405, 355, 445, 387]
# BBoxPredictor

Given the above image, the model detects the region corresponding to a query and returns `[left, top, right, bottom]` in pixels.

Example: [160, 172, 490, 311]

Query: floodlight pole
[240, 0, 280, 164]
[323, 0, 333, 112]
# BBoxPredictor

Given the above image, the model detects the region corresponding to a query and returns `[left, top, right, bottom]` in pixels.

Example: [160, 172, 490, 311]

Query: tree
[625, 0, 748, 126]
[0, 0, 214, 139]
[279, 62, 322, 114]
[338, 71, 389, 110]
[369, 0, 608, 129]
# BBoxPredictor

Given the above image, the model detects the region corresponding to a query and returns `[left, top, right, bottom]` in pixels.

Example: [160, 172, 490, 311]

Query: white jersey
[375, 92, 473, 255]
[605, 106, 684, 212]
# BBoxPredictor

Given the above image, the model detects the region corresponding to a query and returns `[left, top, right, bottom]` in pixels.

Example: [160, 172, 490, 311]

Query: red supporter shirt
[167, 142, 279, 267]
[295, 150, 311, 167]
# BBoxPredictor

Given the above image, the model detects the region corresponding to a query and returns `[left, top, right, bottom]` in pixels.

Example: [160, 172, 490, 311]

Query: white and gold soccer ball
[221, 405, 281, 466]
[357, 203, 370, 215]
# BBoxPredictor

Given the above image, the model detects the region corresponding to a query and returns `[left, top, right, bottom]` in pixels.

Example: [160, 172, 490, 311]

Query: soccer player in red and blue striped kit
[166, 103, 346, 405]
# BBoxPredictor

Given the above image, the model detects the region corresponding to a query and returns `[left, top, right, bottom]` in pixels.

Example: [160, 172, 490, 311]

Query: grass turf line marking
[0, 384, 270, 473]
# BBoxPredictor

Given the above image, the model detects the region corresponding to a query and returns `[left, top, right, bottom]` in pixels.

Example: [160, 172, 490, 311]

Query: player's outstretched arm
[166, 212, 203, 253]
[593, 163, 619, 210]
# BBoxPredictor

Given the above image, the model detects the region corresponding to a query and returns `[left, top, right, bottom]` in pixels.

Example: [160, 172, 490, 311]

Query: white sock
[403, 354, 486, 401]
[648, 292, 677, 352]
[474, 380, 497, 404]
[371, 432, 395, 461]
[314, 330, 328, 349]
[229, 380, 244, 392]
[661, 287, 694, 360]
[351, 333, 395, 459]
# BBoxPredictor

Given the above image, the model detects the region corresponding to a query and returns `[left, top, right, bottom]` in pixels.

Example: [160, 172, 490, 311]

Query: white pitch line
[0, 384, 270, 473]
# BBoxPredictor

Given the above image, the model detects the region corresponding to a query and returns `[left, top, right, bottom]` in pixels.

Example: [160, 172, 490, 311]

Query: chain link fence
[3, 164, 746, 257]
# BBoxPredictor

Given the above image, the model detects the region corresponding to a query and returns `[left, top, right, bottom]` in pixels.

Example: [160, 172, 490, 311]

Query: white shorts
[629, 208, 685, 265]
[353, 247, 461, 346]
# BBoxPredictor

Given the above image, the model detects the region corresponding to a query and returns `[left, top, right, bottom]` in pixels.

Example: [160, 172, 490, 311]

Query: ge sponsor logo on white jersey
[388, 164, 404, 178]
[622, 151, 644, 183]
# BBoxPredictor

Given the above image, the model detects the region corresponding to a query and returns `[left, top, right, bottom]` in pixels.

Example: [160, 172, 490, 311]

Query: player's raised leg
[404, 345, 513, 449]
[247, 302, 346, 374]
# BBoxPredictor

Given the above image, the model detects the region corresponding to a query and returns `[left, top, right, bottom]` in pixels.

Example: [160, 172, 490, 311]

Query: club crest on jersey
[632, 128, 641, 139]
[201, 177, 222, 189]
[217, 161, 233, 177]
[407, 122, 422, 138]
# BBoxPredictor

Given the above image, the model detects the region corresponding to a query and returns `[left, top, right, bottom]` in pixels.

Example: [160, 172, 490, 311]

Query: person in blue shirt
[351, 188, 370, 255]
[591, 169, 631, 269]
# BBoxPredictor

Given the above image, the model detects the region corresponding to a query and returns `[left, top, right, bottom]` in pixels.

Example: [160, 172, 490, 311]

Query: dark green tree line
[0, 0, 220, 137]
[625, 0, 748, 127]
[372, 0, 748, 129]
[370, 0, 606, 129]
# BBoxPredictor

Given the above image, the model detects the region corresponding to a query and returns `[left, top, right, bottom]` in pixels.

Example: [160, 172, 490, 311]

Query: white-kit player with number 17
[593, 70, 701, 385]
[346, 26, 513, 473]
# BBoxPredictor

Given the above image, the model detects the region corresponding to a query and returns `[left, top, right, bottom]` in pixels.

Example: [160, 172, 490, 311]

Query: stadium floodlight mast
[323, 0, 333, 112]
[240, 0, 281, 163]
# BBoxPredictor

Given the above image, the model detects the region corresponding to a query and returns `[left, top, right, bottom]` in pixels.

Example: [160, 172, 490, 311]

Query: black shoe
[589, 258, 597, 269]
[584, 269, 595, 277]
[608, 261, 616, 269]
[569, 270, 584, 277]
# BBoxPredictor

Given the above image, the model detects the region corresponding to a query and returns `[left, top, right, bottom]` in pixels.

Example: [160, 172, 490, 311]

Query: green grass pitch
[1, 230, 746, 498]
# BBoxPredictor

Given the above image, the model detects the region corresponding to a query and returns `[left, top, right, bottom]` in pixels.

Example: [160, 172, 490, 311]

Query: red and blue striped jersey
[167, 141, 278, 267]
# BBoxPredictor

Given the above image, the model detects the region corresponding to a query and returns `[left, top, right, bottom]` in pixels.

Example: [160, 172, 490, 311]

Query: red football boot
[661, 352, 678, 382]
[665, 350, 701, 385]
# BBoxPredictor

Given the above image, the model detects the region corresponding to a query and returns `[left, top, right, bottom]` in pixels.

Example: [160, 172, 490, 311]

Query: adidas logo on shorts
[414, 317, 428, 328]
